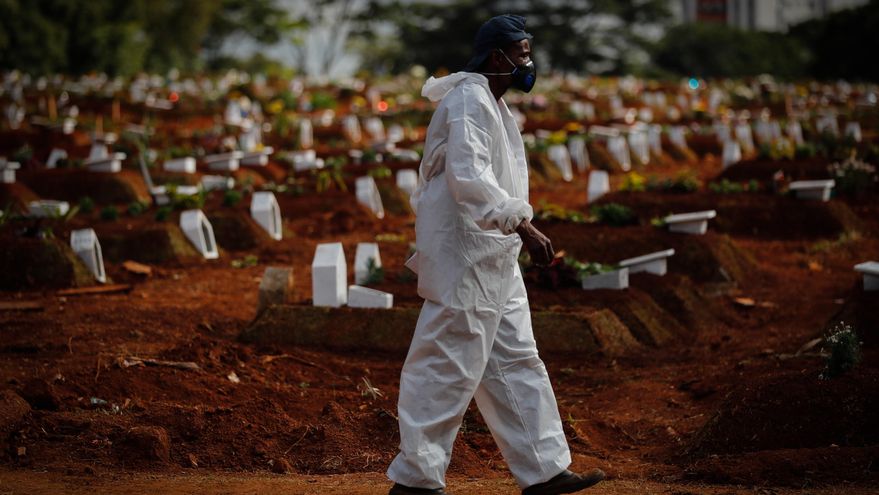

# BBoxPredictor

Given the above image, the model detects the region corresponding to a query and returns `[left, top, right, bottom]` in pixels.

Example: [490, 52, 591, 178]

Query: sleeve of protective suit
[445, 111, 533, 235]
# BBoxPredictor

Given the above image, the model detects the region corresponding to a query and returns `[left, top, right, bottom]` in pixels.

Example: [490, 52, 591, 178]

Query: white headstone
[364, 117, 385, 142]
[665, 210, 717, 235]
[713, 122, 731, 144]
[28, 200, 69, 218]
[205, 151, 242, 172]
[84, 152, 125, 173]
[88, 143, 109, 162]
[342, 115, 362, 143]
[647, 125, 662, 155]
[70, 228, 106, 283]
[62, 118, 76, 135]
[299, 119, 314, 149]
[312, 242, 347, 307]
[355, 176, 385, 219]
[816, 114, 839, 136]
[180, 209, 219, 259]
[46, 148, 67, 168]
[242, 147, 274, 167]
[354, 242, 382, 285]
[722, 141, 742, 169]
[291, 149, 322, 171]
[844, 122, 862, 142]
[396, 169, 418, 196]
[735, 123, 755, 154]
[163, 157, 196, 174]
[789, 180, 835, 202]
[547, 144, 574, 182]
[854, 261, 879, 291]
[225, 100, 243, 126]
[786, 120, 804, 145]
[0, 160, 19, 184]
[618, 249, 675, 276]
[581, 268, 628, 290]
[567, 136, 589, 172]
[607, 136, 631, 171]
[587, 170, 610, 203]
[627, 131, 650, 165]
[668, 126, 687, 150]
[387, 124, 405, 144]
[200, 175, 235, 192]
[347, 285, 393, 308]
[250, 191, 282, 241]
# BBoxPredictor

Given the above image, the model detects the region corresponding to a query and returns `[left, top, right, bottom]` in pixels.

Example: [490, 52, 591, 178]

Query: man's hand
[516, 219, 554, 267]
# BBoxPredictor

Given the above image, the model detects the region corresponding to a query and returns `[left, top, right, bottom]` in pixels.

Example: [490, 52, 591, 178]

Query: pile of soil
[720, 158, 832, 183]
[18, 169, 151, 205]
[0, 233, 96, 290]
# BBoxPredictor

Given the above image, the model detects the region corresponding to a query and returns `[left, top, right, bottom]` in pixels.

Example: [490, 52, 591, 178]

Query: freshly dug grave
[0, 233, 96, 290]
[719, 158, 832, 183]
[592, 191, 864, 240]
[207, 209, 274, 252]
[93, 221, 201, 264]
[18, 169, 151, 205]
[0, 183, 40, 212]
[537, 220, 759, 286]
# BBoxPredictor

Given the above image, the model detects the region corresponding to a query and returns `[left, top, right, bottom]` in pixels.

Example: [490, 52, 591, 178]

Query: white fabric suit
[387, 72, 571, 490]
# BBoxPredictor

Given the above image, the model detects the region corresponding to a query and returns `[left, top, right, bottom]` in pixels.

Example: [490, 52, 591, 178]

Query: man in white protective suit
[386, 14, 605, 495]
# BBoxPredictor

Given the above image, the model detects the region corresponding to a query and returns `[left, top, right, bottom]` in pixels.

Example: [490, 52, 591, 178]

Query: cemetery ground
[1, 156, 878, 494]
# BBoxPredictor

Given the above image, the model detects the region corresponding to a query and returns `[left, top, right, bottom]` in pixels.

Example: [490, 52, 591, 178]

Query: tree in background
[352, 0, 672, 75]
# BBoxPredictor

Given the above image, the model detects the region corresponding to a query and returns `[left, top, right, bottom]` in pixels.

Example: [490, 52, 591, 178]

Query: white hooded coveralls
[387, 72, 571, 489]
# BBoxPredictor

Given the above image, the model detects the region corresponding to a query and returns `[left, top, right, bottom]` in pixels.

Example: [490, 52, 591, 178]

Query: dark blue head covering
[463, 14, 533, 72]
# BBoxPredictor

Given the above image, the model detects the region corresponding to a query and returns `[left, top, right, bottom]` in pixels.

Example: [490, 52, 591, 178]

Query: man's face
[488, 38, 532, 75]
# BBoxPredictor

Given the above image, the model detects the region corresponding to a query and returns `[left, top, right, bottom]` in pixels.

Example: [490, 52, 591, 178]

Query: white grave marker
[70, 228, 106, 283]
[355, 176, 385, 219]
[844, 122, 862, 142]
[618, 249, 675, 276]
[854, 261, 879, 291]
[647, 125, 662, 155]
[581, 267, 629, 290]
[242, 147, 274, 167]
[347, 285, 393, 308]
[312, 242, 347, 307]
[789, 179, 835, 202]
[204, 151, 243, 172]
[816, 115, 839, 136]
[163, 157, 196, 174]
[364, 117, 385, 142]
[299, 119, 314, 149]
[0, 160, 20, 184]
[567, 136, 589, 172]
[342, 115, 362, 143]
[735, 123, 755, 154]
[668, 126, 688, 150]
[396, 169, 418, 196]
[627, 131, 650, 165]
[387, 124, 405, 144]
[722, 141, 742, 169]
[180, 209, 219, 259]
[354, 242, 382, 285]
[250, 191, 282, 240]
[665, 210, 717, 235]
[587, 170, 610, 203]
[28, 200, 69, 218]
[46, 148, 67, 168]
[291, 149, 323, 172]
[786, 120, 804, 145]
[607, 136, 631, 171]
[85, 152, 125, 173]
[547, 144, 574, 181]
[200, 175, 235, 192]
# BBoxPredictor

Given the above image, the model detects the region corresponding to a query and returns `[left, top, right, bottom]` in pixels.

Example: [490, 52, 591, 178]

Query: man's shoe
[521, 469, 605, 495]
[388, 482, 448, 494]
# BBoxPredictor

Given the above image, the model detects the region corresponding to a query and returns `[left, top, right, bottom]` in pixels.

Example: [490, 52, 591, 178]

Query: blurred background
[0, 0, 877, 81]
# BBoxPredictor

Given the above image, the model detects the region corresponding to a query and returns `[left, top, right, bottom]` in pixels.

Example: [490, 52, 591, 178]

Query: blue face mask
[482, 49, 537, 93]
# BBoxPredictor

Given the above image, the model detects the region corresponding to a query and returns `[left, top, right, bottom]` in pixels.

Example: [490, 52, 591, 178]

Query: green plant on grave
[619, 171, 647, 192]
[650, 216, 668, 228]
[534, 201, 587, 223]
[223, 189, 243, 207]
[709, 178, 745, 194]
[155, 205, 172, 222]
[368, 166, 392, 179]
[646, 169, 700, 193]
[127, 201, 147, 217]
[795, 142, 817, 159]
[363, 257, 385, 285]
[747, 179, 761, 192]
[565, 256, 618, 281]
[230, 254, 259, 269]
[590, 203, 636, 227]
[100, 205, 119, 221]
[11, 144, 33, 164]
[310, 91, 338, 110]
[78, 196, 95, 214]
[820, 321, 862, 380]
[828, 156, 877, 197]
[168, 186, 206, 210]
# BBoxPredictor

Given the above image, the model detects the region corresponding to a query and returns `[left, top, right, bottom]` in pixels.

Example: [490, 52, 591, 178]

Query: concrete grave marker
[789, 180, 835, 202]
[180, 209, 219, 259]
[547, 144, 574, 181]
[364, 117, 385, 142]
[627, 131, 650, 165]
[668, 126, 688, 150]
[200, 175, 235, 192]
[647, 125, 662, 155]
[567, 136, 589, 172]
[250, 191, 282, 240]
[46, 148, 67, 168]
[354, 242, 382, 285]
[0, 160, 20, 184]
[204, 151, 243, 172]
[581, 267, 628, 290]
[312, 242, 347, 307]
[845, 122, 862, 142]
[607, 136, 631, 171]
[665, 210, 717, 235]
[587, 170, 610, 203]
[347, 285, 393, 308]
[387, 124, 405, 144]
[62, 117, 76, 135]
[70, 228, 106, 283]
[786, 120, 804, 145]
[816, 115, 839, 136]
[342, 115, 362, 143]
[291, 149, 323, 172]
[85, 152, 125, 173]
[28, 200, 69, 218]
[854, 261, 879, 291]
[618, 249, 675, 276]
[722, 141, 742, 169]
[163, 157, 196, 174]
[299, 119, 314, 149]
[257, 267, 294, 314]
[355, 176, 385, 219]
[242, 147, 274, 167]
[396, 169, 418, 196]
[735, 123, 755, 154]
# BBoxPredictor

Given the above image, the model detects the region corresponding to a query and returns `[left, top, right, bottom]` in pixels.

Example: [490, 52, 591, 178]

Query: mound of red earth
[682, 363, 879, 486]
[719, 158, 832, 183]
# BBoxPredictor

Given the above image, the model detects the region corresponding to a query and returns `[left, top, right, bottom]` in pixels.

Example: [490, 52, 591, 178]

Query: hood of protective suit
[421, 72, 489, 103]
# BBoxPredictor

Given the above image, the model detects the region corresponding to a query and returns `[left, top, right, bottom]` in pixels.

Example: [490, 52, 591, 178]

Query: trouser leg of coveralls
[387, 300, 499, 489]
[473, 267, 571, 488]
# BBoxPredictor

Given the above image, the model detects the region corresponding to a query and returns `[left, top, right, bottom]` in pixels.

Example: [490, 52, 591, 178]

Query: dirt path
[1, 469, 874, 495]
